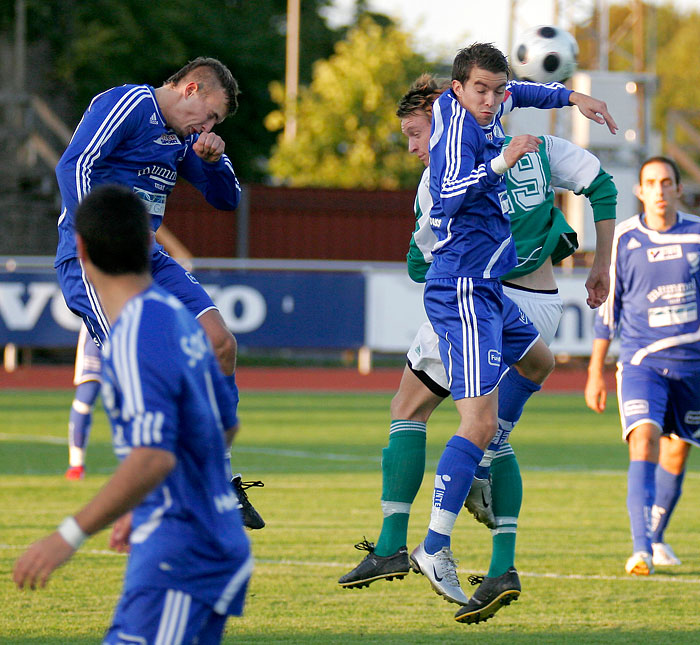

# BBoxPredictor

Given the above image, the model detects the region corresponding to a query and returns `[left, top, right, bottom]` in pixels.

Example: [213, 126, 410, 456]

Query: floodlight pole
[284, 0, 300, 143]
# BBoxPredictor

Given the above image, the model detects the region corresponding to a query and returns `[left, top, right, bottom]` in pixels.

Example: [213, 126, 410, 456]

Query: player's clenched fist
[503, 135, 543, 168]
[193, 132, 225, 163]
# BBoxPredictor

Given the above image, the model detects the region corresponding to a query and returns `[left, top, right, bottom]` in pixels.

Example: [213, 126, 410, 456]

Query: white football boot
[410, 541, 468, 605]
[652, 542, 681, 566]
[464, 477, 496, 529]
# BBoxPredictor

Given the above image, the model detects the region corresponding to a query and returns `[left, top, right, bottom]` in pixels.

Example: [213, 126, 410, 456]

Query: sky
[323, 0, 699, 61]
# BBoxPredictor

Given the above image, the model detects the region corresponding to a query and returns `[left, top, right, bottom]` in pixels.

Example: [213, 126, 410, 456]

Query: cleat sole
[339, 571, 409, 589]
[455, 590, 520, 624]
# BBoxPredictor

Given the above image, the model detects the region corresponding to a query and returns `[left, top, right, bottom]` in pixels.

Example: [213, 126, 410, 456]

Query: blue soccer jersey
[55, 84, 241, 267]
[426, 81, 572, 280]
[101, 285, 251, 615]
[594, 212, 700, 370]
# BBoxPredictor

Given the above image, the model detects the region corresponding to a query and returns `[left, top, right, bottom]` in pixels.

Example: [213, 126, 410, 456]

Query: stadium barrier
[0, 257, 609, 359]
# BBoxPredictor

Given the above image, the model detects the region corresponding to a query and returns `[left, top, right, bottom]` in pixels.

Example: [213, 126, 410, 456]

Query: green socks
[373, 420, 426, 556]
[488, 449, 522, 577]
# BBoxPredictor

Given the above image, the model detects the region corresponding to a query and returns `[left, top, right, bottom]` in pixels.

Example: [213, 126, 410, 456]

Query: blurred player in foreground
[14, 185, 253, 644]
[340, 72, 616, 623]
[53, 56, 264, 526]
[585, 156, 699, 575]
[65, 226, 194, 481]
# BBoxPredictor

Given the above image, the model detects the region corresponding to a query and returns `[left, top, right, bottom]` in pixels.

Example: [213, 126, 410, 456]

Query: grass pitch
[1, 389, 700, 644]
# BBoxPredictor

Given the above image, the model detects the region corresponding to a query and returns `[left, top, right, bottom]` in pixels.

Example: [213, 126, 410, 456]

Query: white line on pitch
[2, 434, 700, 478]
[1, 544, 698, 585]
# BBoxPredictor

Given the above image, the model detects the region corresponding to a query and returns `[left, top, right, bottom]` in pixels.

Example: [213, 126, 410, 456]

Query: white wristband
[57, 516, 87, 550]
[490, 152, 509, 176]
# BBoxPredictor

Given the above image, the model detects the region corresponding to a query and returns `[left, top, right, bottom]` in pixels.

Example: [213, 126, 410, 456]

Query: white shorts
[407, 286, 563, 393]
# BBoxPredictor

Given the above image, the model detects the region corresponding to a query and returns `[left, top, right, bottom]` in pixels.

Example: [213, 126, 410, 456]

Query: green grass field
[2, 388, 700, 644]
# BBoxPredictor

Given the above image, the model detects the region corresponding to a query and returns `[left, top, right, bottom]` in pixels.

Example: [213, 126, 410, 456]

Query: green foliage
[3, 390, 700, 643]
[2, 0, 343, 182]
[266, 17, 431, 189]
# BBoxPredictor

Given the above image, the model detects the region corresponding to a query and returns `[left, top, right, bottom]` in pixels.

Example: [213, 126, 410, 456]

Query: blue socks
[627, 460, 656, 553]
[474, 369, 540, 480]
[424, 435, 483, 554]
[651, 465, 685, 544]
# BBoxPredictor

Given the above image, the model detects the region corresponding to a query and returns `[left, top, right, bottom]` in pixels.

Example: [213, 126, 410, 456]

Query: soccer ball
[510, 25, 578, 84]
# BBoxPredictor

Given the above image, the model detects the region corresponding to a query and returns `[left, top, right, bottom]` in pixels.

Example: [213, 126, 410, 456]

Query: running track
[0, 366, 616, 392]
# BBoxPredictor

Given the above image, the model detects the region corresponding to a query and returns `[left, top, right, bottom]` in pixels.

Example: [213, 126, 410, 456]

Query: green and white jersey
[406, 135, 617, 283]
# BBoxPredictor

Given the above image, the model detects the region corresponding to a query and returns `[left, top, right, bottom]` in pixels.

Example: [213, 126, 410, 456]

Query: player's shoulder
[87, 83, 155, 114]
[613, 214, 642, 240]
[678, 211, 700, 228]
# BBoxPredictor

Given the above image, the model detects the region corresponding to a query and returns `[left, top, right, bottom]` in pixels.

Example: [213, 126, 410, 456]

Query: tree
[0, 0, 344, 182]
[265, 16, 431, 189]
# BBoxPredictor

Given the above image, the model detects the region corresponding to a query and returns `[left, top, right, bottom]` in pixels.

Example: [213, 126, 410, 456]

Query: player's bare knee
[390, 391, 429, 422]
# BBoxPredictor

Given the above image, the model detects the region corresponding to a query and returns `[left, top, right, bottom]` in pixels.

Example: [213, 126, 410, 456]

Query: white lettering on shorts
[623, 399, 649, 417]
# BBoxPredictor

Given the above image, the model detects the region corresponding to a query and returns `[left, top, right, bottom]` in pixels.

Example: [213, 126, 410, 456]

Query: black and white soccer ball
[511, 25, 578, 84]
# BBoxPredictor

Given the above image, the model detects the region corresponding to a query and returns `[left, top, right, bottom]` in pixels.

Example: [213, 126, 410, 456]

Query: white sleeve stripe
[113, 299, 145, 420]
[444, 102, 466, 185]
[74, 87, 153, 203]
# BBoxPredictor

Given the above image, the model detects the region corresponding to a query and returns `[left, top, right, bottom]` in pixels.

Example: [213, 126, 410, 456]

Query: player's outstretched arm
[569, 92, 618, 135]
[584, 338, 611, 413]
[13, 448, 175, 590]
[585, 219, 615, 308]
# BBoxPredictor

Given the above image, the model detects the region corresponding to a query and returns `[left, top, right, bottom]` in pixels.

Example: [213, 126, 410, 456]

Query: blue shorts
[102, 587, 241, 645]
[616, 362, 700, 446]
[57, 252, 216, 348]
[424, 277, 540, 400]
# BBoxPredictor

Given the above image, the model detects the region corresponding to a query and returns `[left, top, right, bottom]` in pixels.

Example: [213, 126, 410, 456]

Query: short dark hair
[76, 185, 151, 276]
[165, 56, 240, 116]
[452, 42, 509, 84]
[396, 74, 449, 118]
[639, 156, 681, 185]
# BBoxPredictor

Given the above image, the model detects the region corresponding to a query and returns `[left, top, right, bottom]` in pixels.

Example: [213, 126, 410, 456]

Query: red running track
[0, 365, 616, 392]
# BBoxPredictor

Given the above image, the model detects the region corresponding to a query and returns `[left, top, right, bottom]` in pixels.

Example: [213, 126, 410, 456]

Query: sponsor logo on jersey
[487, 349, 501, 366]
[214, 490, 240, 513]
[137, 165, 178, 183]
[648, 302, 697, 328]
[153, 133, 180, 146]
[685, 411, 700, 425]
[429, 216, 442, 228]
[647, 281, 695, 303]
[647, 244, 682, 262]
[133, 187, 166, 216]
[623, 399, 649, 417]
[149, 112, 159, 125]
[180, 328, 208, 368]
[627, 237, 642, 250]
